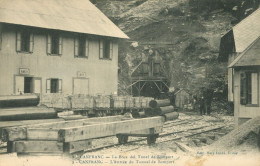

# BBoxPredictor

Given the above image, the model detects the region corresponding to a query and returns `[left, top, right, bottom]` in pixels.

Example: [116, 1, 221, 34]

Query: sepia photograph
[0, 0, 259, 166]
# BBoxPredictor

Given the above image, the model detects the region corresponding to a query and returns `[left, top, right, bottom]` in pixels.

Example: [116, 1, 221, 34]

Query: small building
[0, 0, 128, 96]
[174, 89, 192, 109]
[219, 8, 260, 126]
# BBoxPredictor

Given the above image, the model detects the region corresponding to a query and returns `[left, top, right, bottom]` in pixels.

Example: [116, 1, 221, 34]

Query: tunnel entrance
[131, 80, 169, 99]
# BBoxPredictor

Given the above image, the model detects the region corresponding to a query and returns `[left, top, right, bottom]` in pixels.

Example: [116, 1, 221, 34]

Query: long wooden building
[0, 0, 128, 96]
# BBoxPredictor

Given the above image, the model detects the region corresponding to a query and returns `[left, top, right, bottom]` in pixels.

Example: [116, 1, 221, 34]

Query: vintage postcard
[0, 0, 259, 166]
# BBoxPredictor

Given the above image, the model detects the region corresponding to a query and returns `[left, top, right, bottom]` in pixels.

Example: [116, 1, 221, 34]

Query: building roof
[229, 37, 260, 67]
[0, 0, 129, 39]
[174, 89, 191, 95]
[218, 30, 235, 61]
[233, 8, 260, 53]
[219, 8, 260, 61]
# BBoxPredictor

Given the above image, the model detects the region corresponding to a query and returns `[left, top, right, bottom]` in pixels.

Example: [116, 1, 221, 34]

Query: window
[0, 24, 2, 50]
[16, 30, 34, 52]
[51, 35, 59, 54]
[0, 31, 2, 50]
[240, 72, 258, 105]
[15, 76, 41, 94]
[51, 79, 59, 93]
[99, 39, 113, 60]
[153, 63, 160, 76]
[74, 35, 89, 58]
[141, 63, 149, 76]
[46, 79, 62, 93]
[47, 34, 62, 55]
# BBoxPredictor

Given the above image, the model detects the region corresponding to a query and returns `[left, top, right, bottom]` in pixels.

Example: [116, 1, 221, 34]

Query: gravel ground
[1, 112, 259, 166]
[74, 112, 258, 166]
[71, 112, 242, 166]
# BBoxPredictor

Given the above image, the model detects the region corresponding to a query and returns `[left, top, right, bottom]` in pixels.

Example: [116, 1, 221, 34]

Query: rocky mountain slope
[92, 0, 259, 112]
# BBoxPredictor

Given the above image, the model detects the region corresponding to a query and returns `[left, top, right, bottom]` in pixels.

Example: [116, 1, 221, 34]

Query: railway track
[71, 115, 229, 158]
[0, 114, 231, 157]
[163, 116, 203, 128]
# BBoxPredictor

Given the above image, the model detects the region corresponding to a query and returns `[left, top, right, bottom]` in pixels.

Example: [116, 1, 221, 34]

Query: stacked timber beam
[2, 115, 165, 154]
[0, 95, 57, 121]
[145, 99, 179, 121]
[0, 95, 40, 108]
[1, 95, 180, 155]
[0, 95, 58, 120]
[0, 107, 57, 121]
[0, 95, 60, 136]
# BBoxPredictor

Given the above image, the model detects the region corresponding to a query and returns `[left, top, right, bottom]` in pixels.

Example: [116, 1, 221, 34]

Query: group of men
[193, 88, 214, 115]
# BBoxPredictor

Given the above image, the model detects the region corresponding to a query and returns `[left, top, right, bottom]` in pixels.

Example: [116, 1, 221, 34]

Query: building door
[34, 78, 41, 94]
[24, 77, 33, 93]
[15, 76, 41, 94]
[73, 78, 89, 94]
[15, 76, 24, 94]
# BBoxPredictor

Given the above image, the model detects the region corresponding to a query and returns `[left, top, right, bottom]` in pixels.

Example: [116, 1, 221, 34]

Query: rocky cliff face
[92, 0, 259, 111]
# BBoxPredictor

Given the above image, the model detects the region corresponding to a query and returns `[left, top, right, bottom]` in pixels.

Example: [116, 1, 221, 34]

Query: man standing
[199, 96, 205, 115]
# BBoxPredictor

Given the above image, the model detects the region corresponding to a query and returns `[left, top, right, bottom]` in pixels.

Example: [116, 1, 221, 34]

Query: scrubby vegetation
[93, 0, 259, 114]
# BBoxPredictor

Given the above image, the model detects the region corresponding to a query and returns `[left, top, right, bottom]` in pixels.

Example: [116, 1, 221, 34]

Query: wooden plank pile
[0, 95, 61, 136]
[209, 116, 260, 151]
[0, 119, 65, 137]
[0, 95, 58, 122]
[2, 115, 165, 154]
[0, 95, 180, 156]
